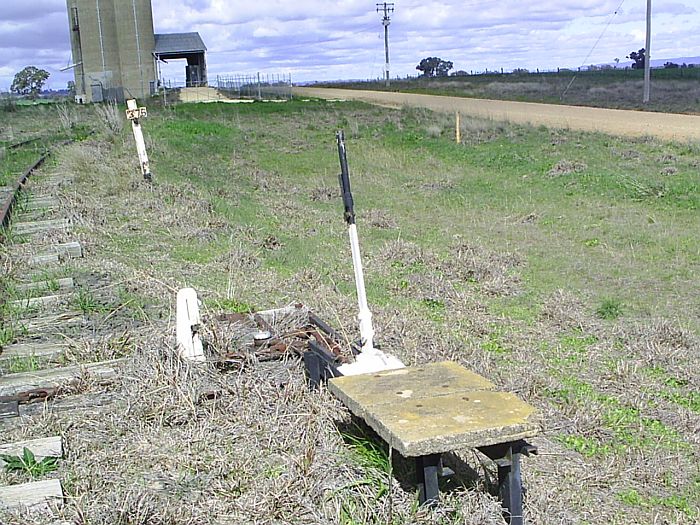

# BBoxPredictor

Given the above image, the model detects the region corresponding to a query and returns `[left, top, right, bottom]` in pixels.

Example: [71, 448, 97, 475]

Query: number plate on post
[125, 107, 148, 120]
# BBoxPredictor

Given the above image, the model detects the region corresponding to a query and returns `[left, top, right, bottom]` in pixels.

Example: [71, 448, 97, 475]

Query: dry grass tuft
[540, 289, 592, 331]
[56, 104, 76, 131]
[362, 209, 398, 229]
[93, 101, 123, 137]
[547, 160, 587, 177]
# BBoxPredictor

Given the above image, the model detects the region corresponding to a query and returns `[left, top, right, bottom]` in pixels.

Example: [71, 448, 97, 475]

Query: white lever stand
[176, 288, 205, 362]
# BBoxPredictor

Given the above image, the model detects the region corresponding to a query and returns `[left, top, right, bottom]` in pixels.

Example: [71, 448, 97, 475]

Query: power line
[376, 3, 394, 87]
[561, 0, 626, 100]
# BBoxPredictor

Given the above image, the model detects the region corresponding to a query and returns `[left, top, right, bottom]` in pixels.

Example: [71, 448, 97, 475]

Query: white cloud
[0, 0, 698, 89]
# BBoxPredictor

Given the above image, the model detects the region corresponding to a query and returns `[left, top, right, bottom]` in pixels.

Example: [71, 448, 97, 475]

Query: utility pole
[376, 3, 394, 87]
[643, 0, 651, 103]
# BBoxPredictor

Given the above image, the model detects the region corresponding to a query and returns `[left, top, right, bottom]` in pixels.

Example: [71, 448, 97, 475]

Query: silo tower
[66, 0, 157, 102]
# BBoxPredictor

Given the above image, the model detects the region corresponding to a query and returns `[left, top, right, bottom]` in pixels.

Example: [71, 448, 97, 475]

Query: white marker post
[176, 288, 205, 362]
[125, 99, 152, 181]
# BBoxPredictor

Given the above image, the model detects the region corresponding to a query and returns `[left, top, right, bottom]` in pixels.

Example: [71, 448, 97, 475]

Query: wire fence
[315, 63, 700, 85]
[157, 73, 293, 105]
[216, 73, 293, 100]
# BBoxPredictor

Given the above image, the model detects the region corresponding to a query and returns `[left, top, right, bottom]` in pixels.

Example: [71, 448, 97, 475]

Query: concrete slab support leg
[416, 453, 441, 506]
[497, 447, 523, 525]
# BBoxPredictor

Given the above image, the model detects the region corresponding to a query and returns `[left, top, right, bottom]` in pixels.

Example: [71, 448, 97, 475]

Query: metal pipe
[132, 0, 145, 97]
[95, 0, 106, 79]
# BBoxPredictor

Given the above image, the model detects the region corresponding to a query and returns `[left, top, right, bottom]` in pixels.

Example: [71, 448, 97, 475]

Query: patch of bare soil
[548, 160, 587, 177]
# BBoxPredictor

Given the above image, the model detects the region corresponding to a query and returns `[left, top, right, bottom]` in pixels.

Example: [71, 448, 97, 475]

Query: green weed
[7, 355, 40, 373]
[212, 298, 255, 314]
[659, 390, 700, 413]
[46, 277, 61, 293]
[596, 298, 624, 320]
[420, 298, 445, 322]
[73, 287, 103, 314]
[558, 435, 611, 458]
[0, 324, 17, 347]
[551, 372, 690, 455]
[1, 447, 59, 479]
[481, 332, 510, 355]
[618, 488, 698, 519]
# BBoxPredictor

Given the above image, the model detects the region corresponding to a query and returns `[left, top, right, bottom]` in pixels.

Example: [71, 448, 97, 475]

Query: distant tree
[512, 68, 529, 75]
[627, 48, 645, 69]
[435, 59, 453, 77]
[416, 57, 439, 77]
[416, 57, 453, 77]
[614, 57, 620, 67]
[67, 80, 76, 96]
[11, 66, 50, 98]
[663, 62, 679, 69]
[451, 70, 469, 77]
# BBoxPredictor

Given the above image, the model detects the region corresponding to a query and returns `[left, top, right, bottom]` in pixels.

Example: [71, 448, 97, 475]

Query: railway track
[0, 142, 125, 513]
[4, 137, 42, 152]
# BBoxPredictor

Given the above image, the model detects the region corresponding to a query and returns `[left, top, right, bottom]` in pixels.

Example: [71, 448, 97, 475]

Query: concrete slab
[10, 294, 71, 310]
[17, 208, 55, 222]
[12, 219, 69, 236]
[0, 436, 63, 465]
[29, 254, 60, 267]
[15, 278, 74, 294]
[25, 197, 59, 211]
[0, 479, 63, 510]
[27, 243, 83, 266]
[0, 342, 67, 362]
[329, 361, 495, 409]
[329, 361, 540, 457]
[361, 390, 539, 456]
[51, 241, 83, 258]
[0, 359, 126, 397]
[19, 312, 83, 333]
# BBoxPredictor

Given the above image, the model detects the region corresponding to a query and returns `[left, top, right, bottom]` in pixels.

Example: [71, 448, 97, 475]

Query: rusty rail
[0, 152, 50, 230]
[6, 137, 41, 150]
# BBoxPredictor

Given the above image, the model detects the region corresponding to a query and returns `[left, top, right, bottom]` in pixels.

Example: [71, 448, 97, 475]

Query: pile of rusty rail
[204, 304, 358, 373]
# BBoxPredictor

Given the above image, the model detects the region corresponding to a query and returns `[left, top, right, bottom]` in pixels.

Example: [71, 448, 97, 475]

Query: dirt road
[295, 87, 700, 142]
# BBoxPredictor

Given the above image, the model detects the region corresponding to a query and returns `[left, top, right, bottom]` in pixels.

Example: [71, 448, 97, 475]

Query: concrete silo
[66, 0, 157, 102]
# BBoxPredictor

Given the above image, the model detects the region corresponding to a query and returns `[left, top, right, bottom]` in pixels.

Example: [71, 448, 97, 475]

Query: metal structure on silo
[66, 0, 205, 103]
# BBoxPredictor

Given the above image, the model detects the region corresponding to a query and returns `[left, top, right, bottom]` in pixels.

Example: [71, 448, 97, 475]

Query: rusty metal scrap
[0, 386, 60, 405]
[208, 308, 353, 366]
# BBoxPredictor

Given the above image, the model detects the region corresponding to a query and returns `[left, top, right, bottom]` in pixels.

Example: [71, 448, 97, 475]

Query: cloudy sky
[1, 0, 698, 90]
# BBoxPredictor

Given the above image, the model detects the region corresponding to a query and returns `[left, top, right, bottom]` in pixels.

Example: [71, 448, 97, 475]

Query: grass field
[0, 104, 93, 187]
[326, 67, 700, 114]
[1, 98, 698, 524]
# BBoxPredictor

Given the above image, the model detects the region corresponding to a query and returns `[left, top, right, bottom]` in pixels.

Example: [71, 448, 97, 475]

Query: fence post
[455, 112, 461, 144]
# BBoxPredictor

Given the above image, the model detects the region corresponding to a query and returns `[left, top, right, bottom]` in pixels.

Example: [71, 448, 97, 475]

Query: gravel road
[295, 87, 700, 142]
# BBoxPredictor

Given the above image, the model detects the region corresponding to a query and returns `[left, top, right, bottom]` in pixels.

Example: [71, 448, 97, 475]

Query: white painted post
[176, 288, 205, 362]
[456, 111, 461, 144]
[125, 99, 152, 180]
